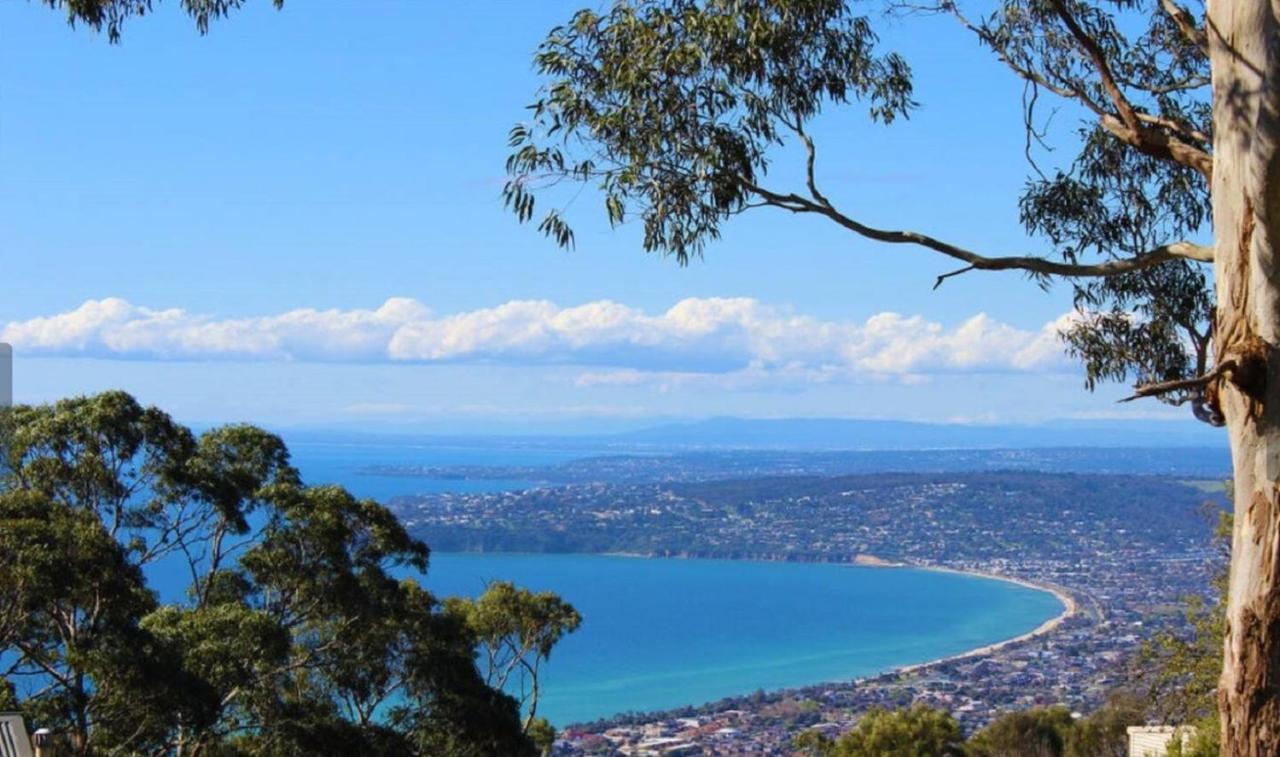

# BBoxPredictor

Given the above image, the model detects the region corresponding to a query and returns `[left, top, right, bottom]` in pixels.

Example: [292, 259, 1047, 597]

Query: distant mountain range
[269, 415, 1225, 452]
[604, 416, 1224, 450]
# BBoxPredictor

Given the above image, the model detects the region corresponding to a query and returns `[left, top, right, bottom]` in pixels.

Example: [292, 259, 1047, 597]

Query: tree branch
[1098, 113, 1213, 180]
[1047, 0, 1213, 180]
[1134, 111, 1210, 147]
[1159, 0, 1208, 52]
[789, 114, 832, 209]
[940, 0, 1213, 181]
[1119, 360, 1235, 403]
[740, 176, 1213, 281]
[942, 2, 1110, 117]
[1047, 0, 1139, 131]
[933, 265, 977, 289]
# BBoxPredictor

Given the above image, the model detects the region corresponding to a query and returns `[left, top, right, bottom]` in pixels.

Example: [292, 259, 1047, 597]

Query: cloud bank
[2, 297, 1076, 382]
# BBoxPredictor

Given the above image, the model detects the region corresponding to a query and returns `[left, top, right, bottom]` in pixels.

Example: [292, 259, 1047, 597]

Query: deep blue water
[282, 438, 573, 500]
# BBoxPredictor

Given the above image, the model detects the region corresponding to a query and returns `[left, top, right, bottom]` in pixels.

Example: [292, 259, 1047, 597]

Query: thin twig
[934, 265, 977, 289]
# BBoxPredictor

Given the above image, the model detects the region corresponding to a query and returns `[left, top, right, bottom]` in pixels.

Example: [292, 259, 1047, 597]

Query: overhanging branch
[740, 176, 1213, 282]
[761, 116, 1212, 282]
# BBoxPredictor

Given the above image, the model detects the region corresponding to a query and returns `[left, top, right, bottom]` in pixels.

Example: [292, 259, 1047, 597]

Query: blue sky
[0, 1, 1206, 431]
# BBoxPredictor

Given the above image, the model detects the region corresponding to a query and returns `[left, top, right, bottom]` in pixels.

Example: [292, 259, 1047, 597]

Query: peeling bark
[1210, 0, 1280, 752]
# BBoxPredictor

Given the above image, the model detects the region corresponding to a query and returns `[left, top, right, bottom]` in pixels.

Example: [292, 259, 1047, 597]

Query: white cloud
[1, 297, 429, 362]
[2, 297, 1077, 383]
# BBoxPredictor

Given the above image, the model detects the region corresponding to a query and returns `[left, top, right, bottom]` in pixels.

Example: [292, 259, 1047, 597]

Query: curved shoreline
[602, 550, 1078, 685]
[444, 551, 1079, 726]
[879, 562, 1077, 676]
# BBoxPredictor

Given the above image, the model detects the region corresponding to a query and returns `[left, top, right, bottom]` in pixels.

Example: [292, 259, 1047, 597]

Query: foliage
[506, 0, 1216, 416]
[526, 716, 558, 755]
[1165, 717, 1218, 757]
[39, 0, 283, 43]
[1064, 692, 1146, 757]
[969, 0, 1214, 408]
[967, 706, 1076, 757]
[0, 391, 570, 756]
[795, 697, 1154, 757]
[503, 0, 913, 260]
[446, 580, 582, 732]
[1134, 502, 1230, 741]
[793, 705, 965, 756]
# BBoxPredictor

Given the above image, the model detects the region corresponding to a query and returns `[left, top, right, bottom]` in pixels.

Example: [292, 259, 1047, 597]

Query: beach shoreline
[842, 553, 1077, 676]
[598, 550, 1078, 685]
[549, 550, 1081, 729]
[883, 562, 1077, 676]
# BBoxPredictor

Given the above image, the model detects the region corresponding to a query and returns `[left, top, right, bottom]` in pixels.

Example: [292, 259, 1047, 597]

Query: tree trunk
[1210, 0, 1280, 753]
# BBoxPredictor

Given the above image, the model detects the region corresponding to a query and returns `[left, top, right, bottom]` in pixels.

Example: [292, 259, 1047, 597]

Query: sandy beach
[592, 551, 1079, 688]
[849, 555, 1079, 678]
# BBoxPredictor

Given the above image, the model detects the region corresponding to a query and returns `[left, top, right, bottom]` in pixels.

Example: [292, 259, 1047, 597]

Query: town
[391, 471, 1226, 754]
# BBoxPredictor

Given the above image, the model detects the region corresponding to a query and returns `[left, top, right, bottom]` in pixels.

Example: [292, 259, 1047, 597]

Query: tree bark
[1210, 0, 1280, 753]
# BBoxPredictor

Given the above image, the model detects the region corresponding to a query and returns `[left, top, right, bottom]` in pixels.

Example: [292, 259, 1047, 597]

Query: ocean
[143, 436, 1066, 726]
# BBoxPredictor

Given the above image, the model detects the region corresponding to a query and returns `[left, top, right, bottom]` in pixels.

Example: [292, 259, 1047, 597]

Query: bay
[146, 436, 1065, 727]
[424, 553, 1064, 726]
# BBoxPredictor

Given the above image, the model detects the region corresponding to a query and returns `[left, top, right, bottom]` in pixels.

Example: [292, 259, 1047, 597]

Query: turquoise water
[424, 553, 1064, 725]
[147, 438, 1064, 727]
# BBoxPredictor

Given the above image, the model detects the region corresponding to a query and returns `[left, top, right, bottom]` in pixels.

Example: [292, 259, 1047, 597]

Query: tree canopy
[0, 391, 577, 756]
[793, 699, 1144, 757]
[504, 0, 1215, 417]
[446, 580, 581, 739]
[794, 705, 966, 756]
[506, 0, 1280, 748]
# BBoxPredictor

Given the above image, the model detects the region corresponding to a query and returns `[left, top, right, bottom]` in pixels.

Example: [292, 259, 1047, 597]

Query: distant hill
[267, 415, 1225, 453]
[608, 416, 1224, 450]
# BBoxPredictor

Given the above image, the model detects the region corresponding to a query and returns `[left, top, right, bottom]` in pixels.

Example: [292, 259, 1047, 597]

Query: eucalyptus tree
[0, 392, 552, 756]
[445, 580, 582, 739]
[39, 0, 281, 42]
[503, 0, 1276, 750]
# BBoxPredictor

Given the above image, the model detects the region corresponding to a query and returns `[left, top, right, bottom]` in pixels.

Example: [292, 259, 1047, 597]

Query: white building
[1127, 725, 1195, 756]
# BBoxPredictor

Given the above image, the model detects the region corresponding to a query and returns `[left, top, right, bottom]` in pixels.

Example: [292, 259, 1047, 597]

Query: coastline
[576, 551, 1078, 712]
[596, 550, 1078, 676]
[879, 562, 1077, 677]
[439, 550, 1078, 727]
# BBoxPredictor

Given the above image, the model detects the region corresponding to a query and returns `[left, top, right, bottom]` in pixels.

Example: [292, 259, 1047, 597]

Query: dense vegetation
[794, 696, 1190, 757]
[0, 392, 577, 756]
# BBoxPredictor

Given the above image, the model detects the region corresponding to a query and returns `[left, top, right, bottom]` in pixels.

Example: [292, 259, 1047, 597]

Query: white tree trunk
[1209, 0, 1280, 753]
